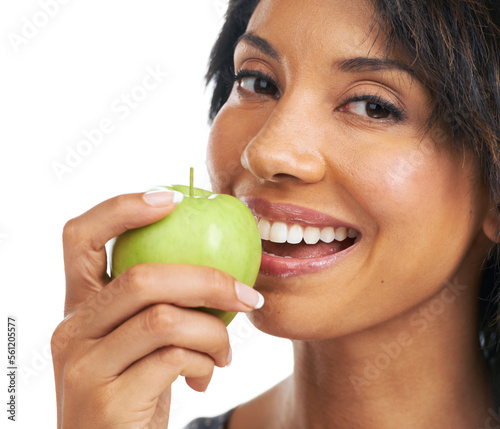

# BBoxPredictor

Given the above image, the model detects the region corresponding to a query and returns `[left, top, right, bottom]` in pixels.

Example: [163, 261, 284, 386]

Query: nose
[241, 108, 326, 184]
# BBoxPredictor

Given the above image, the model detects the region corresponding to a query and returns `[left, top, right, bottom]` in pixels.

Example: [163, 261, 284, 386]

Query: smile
[257, 217, 357, 246]
[241, 197, 361, 277]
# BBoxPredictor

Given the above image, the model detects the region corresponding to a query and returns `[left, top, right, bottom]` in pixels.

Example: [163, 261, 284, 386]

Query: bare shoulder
[227, 376, 292, 429]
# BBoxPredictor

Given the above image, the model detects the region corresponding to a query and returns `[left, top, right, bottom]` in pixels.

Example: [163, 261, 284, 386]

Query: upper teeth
[257, 218, 357, 245]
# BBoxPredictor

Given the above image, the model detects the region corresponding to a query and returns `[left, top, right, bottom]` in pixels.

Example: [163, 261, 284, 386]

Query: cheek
[207, 106, 244, 194]
[357, 139, 468, 225]
[207, 100, 271, 194]
[356, 139, 482, 291]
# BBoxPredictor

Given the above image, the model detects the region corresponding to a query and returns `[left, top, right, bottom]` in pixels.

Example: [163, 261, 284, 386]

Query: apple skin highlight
[111, 185, 262, 326]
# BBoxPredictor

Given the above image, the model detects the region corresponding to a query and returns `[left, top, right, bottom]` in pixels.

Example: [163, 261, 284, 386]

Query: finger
[87, 303, 231, 376]
[63, 190, 182, 314]
[74, 264, 262, 339]
[115, 346, 215, 402]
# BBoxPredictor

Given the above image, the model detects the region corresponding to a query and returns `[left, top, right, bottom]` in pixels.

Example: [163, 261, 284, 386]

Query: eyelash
[339, 94, 406, 122]
[234, 69, 406, 121]
[234, 69, 280, 97]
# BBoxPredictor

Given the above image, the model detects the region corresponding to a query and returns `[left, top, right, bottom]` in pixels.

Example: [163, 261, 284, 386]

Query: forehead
[246, 0, 386, 63]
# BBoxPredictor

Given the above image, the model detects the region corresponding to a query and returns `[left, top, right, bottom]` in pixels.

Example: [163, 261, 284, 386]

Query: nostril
[241, 138, 325, 184]
[272, 173, 297, 182]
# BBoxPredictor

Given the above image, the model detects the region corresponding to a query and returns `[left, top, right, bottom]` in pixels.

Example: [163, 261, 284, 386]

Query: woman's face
[207, 0, 492, 339]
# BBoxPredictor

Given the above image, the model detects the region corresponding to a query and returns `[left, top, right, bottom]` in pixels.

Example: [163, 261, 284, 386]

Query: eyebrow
[236, 33, 416, 80]
[236, 32, 281, 61]
[337, 57, 416, 79]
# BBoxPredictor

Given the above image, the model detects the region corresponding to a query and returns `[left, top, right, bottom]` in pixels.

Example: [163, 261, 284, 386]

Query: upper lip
[240, 196, 359, 231]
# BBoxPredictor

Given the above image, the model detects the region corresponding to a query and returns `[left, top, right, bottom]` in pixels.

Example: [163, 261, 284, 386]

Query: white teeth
[335, 226, 348, 241]
[258, 218, 271, 241]
[269, 221, 288, 243]
[257, 217, 357, 245]
[303, 226, 321, 244]
[320, 227, 335, 243]
[287, 224, 303, 244]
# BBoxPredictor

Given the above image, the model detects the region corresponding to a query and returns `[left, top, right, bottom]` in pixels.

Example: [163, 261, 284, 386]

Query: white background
[1, 1, 293, 427]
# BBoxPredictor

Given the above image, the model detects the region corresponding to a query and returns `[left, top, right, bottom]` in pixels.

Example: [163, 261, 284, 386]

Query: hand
[51, 190, 262, 428]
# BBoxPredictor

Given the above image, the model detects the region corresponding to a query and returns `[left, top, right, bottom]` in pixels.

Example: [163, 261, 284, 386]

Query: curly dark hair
[206, 0, 500, 405]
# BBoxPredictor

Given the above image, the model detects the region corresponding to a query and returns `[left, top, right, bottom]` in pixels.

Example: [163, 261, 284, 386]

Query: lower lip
[259, 241, 358, 278]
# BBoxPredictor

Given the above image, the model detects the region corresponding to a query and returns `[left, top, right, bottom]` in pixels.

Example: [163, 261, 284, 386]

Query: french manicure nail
[235, 281, 264, 309]
[226, 347, 232, 367]
[143, 189, 184, 207]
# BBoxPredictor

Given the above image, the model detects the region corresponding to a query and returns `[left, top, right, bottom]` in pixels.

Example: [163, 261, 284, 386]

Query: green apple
[110, 170, 262, 326]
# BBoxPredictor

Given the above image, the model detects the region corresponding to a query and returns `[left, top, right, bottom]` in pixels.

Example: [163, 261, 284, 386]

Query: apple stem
[190, 167, 194, 197]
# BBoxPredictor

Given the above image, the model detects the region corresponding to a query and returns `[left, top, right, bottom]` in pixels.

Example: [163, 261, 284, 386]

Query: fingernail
[226, 347, 232, 367]
[143, 189, 184, 207]
[235, 281, 264, 309]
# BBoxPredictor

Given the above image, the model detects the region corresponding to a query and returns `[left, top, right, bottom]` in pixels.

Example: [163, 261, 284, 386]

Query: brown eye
[240, 76, 278, 95]
[235, 70, 279, 98]
[365, 102, 391, 119]
[339, 96, 404, 121]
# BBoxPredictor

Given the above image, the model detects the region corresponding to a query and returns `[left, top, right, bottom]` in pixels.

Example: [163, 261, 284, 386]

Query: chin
[246, 308, 305, 340]
[245, 293, 343, 341]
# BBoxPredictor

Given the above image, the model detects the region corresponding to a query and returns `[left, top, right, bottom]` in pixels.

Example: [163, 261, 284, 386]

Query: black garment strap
[183, 408, 236, 429]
